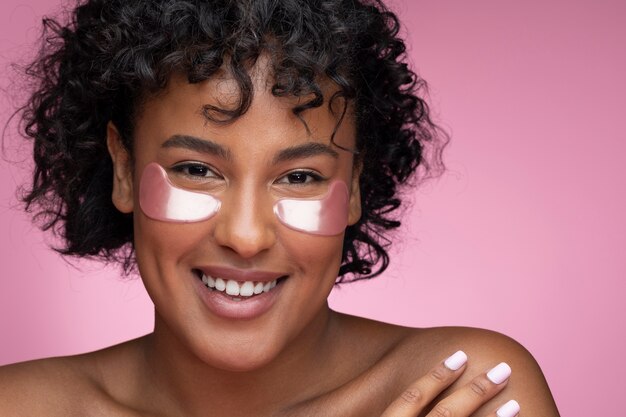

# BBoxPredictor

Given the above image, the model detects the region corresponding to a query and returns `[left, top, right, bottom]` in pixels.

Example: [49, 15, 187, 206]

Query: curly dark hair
[17, 0, 446, 284]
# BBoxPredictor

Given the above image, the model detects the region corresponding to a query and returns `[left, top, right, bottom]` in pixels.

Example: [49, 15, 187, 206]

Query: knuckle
[429, 366, 448, 383]
[399, 388, 423, 405]
[469, 379, 489, 397]
[432, 404, 454, 417]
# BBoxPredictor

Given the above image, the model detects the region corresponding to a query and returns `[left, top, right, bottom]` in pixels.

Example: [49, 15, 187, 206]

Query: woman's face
[107, 64, 361, 371]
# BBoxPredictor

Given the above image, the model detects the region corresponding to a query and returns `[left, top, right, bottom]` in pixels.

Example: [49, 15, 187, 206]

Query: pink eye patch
[138, 163, 349, 236]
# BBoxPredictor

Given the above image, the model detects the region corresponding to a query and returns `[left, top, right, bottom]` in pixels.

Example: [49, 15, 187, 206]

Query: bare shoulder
[0, 355, 95, 416]
[0, 339, 148, 417]
[398, 326, 561, 416]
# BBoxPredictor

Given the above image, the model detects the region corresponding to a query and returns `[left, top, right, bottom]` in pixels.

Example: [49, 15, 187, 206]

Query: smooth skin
[0, 60, 560, 416]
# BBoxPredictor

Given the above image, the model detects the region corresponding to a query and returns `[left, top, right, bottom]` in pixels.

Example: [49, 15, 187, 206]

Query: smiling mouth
[192, 269, 288, 301]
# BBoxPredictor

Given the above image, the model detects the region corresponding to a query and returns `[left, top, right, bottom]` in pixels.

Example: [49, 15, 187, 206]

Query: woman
[0, 0, 560, 415]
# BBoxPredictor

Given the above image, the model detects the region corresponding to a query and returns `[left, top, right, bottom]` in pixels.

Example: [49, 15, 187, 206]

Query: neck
[140, 304, 339, 416]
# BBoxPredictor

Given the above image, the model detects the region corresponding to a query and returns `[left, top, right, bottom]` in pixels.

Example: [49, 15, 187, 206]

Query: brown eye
[279, 170, 324, 185]
[187, 165, 209, 177]
[287, 172, 308, 184]
[171, 162, 220, 179]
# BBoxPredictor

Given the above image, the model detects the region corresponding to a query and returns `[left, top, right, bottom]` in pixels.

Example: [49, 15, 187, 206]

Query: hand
[380, 351, 521, 417]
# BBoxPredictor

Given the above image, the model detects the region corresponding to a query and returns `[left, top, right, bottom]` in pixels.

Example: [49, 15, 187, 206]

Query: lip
[191, 270, 285, 320]
[196, 265, 288, 283]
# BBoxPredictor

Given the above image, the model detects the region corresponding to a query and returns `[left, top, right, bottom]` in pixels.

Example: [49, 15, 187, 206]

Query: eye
[171, 162, 220, 179]
[277, 170, 325, 185]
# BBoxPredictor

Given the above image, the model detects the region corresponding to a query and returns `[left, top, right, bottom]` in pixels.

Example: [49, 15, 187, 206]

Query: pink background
[1, 1, 624, 415]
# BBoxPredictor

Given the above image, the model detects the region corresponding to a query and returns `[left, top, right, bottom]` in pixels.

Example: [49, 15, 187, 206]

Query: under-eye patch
[273, 181, 349, 235]
[139, 162, 349, 236]
[139, 163, 221, 222]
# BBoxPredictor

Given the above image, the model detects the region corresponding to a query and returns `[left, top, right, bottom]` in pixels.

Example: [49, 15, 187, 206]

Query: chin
[194, 341, 283, 373]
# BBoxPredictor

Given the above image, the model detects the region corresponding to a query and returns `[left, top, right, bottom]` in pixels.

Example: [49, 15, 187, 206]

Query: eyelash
[170, 162, 325, 185]
[171, 162, 220, 180]
[277, 170, 325, 185]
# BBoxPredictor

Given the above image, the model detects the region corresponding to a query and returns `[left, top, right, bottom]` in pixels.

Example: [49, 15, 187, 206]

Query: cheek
[276, 232, 343, 334]
[135, 218, 206, 258]
[279, 230, 344, 281]
[133, 215, 210, 296]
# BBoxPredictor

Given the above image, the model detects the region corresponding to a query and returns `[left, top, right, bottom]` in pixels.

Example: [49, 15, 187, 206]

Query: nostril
[212, 212, 277, 258]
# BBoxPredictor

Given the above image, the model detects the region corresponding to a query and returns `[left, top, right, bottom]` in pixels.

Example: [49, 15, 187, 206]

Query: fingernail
[486, 362, 512, 384]
[496, 399, 520, 417]
[443, 350, 468, 370]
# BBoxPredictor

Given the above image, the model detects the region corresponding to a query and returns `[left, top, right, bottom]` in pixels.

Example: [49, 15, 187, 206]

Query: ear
[106, 122, 134, 214]
[347, 160, 362, 226]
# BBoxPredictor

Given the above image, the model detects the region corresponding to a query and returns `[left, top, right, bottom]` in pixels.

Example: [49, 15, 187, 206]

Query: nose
[212, 185, 277, 259]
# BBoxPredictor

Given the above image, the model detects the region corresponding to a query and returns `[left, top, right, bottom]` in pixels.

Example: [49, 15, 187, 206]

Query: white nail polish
[496, 400, 520, 417]
[486, 362, 512, 384]
[443, 350, 468, 371]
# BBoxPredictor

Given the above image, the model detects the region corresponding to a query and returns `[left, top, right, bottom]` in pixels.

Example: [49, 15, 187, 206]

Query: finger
[480, 399, 521, 417]
[425, 362, 512, 417]
[492, 400, 521, 417]
[380, 350, 468, 417]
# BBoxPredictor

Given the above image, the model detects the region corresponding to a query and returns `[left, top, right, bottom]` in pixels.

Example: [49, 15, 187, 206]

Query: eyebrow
[161, 134, 339, 163]
[161, 135, 231, 160]
[272, 142, 339, 164]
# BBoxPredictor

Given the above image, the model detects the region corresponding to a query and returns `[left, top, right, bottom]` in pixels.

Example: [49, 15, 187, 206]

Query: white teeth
[240, 281, 254, 297]
[263, 280, 278, 293]
[200, 273, 282, 298]
[202, 274, 216, 288]
[225, 280, 240, 296]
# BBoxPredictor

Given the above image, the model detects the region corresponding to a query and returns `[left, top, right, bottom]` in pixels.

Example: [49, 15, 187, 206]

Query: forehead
[133, 59, 356, 153]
